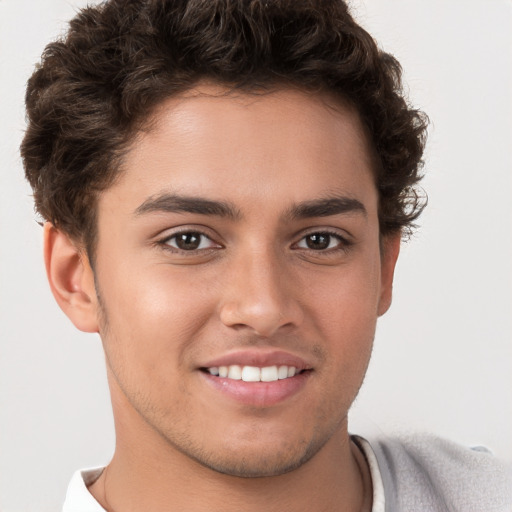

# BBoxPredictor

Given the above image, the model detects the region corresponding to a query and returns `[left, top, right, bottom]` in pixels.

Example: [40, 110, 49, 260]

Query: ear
[44, 222, 99, 333]
[377, 233, 401, 316]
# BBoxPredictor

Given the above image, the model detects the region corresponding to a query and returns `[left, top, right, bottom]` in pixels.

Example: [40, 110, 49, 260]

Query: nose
[218, 247, 304, 338]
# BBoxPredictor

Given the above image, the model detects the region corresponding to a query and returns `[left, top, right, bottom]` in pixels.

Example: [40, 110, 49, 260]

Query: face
[88, 85, 398, 477]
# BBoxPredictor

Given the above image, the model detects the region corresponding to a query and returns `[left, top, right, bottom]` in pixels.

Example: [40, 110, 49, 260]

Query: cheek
[304, 252, 381, 371]
[307, 252, 382, 330]
[96, 260, 218, 373]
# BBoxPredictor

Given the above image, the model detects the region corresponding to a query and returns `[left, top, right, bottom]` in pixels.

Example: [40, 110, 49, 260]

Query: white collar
[62, 467, 105, 512]
[352, 435, 386, 512]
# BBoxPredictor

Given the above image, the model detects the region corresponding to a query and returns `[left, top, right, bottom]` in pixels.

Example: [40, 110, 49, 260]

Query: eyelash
[156, 228, 352, 256]
[293, 230, 353, 253]
[158, 230, 221, 253]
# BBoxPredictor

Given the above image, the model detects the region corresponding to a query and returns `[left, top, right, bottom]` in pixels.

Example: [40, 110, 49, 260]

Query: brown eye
[306, 233, 330, 250]
[298, 233, 341, 251]
[165, 232, 216, 251]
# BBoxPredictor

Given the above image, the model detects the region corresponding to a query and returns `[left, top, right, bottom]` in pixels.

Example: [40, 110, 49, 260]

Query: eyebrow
[134, 193, 241, 219]
[134, 192, 366, 221]
[285, 196, 367, 219]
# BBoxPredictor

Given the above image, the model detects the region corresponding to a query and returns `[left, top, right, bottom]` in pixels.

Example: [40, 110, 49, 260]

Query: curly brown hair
[21, 0, 427, 255]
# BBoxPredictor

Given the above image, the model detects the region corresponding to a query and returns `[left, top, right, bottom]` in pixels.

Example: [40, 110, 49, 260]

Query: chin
[182, 433, 329, 479]
[194, 451, 314, 478]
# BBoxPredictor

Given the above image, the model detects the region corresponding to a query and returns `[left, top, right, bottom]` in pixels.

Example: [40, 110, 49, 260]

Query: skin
[45, 85, 400, 512]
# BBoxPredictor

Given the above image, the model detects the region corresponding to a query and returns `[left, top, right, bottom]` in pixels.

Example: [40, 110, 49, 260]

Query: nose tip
[220, 301, 297, 338]
[218, 255, 303, 337]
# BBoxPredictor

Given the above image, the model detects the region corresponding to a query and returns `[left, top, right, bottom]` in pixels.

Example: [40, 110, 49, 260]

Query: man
[20, 0, 511, 511]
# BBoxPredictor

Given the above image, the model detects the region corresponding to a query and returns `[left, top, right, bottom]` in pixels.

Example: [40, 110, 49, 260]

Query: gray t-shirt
[355, 433, 512, 512]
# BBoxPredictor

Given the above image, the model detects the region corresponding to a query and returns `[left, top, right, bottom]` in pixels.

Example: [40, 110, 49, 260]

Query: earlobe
[377, 233, 401, 317]
[44, 223, 99, 333]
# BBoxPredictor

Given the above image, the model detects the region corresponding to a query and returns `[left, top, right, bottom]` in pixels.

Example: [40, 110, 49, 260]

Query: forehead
[102, 84, 378, 217]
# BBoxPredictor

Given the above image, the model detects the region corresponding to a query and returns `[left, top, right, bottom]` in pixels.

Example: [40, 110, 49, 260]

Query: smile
[199, 350, 313, 405]
[206, 365, 300, 382]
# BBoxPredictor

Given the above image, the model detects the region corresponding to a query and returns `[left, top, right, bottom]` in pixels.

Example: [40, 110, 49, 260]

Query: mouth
[198, 351, 313, 406]
[201, 364, 307, 382]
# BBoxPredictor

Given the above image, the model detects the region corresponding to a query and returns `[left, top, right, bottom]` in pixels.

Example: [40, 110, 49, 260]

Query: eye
[164, 231, 219, 251]
[296, 232, 345, 251]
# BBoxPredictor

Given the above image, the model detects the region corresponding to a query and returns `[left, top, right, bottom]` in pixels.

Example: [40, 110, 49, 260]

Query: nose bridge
[219, 242, 302, 336]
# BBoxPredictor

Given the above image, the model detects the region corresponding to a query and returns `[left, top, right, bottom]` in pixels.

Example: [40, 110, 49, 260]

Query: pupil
[177, 232, 201, 250]
[307, 233, 330, 250]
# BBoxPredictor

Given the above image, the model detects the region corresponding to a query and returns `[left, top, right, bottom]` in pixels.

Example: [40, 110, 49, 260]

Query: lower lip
[200, 371, 311, 407]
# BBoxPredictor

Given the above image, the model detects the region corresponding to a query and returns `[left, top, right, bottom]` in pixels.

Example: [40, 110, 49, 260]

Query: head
[22, 0, 427, 479]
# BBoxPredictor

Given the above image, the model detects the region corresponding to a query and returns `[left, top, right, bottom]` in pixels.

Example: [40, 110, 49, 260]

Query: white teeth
[242, 366, 261, 382]
[208, 364, 300, 382]
[261, 366, 278, 382]
[228, 365, 242, 380]
[277, 365, 288, 379]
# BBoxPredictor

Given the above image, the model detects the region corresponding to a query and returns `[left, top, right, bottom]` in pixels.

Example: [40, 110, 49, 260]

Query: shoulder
[366, 432, 512, 512]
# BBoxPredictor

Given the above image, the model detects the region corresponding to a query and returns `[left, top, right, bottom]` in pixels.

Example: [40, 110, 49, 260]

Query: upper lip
[200, 349, 313, 371]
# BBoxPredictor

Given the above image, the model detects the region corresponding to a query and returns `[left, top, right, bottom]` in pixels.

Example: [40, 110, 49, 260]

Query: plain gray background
[1, 1, 511, 510]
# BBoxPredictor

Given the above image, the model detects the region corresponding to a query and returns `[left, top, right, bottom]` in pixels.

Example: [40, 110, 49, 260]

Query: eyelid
[295, 227, 352, 242]
[166, 232, 218, 250]
[292, 228, 354, 251]
[155, 226, 224, 252]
